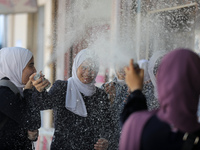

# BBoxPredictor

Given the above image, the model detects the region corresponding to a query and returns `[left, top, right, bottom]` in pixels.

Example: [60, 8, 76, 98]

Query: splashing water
[52, 0, 200, 76]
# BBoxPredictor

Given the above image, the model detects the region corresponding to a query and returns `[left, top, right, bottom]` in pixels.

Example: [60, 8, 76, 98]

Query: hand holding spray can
[133, 63, 139, 70]
[34, 73, 51, 90]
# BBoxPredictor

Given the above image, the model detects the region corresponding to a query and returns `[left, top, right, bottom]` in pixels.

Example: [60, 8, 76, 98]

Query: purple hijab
[157, 49, 200, 132]
[119, 49, 200, 150]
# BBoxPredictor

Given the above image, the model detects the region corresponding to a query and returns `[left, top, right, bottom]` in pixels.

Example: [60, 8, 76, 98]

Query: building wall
[56, 0, 112, 84]
[37, 0, 54, 129]
[6, 14, 28, 48]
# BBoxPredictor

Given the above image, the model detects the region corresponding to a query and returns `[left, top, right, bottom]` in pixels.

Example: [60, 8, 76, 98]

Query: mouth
[82, 76, 94, 82]
[83, 78, 91, 81]
[82, 75, 92, 79]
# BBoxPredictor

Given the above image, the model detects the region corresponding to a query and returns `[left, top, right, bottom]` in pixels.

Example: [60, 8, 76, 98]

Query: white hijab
[0, 47, 33, 95]
[65, 49, 98, 117]
[116, 78, 126, 86]
[148, 50, 166, 98]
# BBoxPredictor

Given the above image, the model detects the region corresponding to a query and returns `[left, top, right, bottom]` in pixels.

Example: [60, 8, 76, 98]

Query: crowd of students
[0, 47, 200, 150]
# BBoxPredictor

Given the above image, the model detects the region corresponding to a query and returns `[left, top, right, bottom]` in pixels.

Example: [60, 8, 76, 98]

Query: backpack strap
[0, 79, 20, 95]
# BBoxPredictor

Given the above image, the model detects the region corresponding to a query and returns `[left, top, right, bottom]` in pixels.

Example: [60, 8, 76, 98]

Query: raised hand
[29, 72, 50, 92]
[124, 59, 144, 92]
[94, 138, 109, 150]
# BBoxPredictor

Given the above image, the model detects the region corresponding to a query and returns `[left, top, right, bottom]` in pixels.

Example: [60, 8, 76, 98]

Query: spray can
[133, 63, 139, 69]
[34, 73, 51, 89]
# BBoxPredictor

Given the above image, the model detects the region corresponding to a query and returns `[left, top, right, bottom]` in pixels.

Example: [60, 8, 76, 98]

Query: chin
[84, 81, 91, 84]
[82, 80, 92, 84]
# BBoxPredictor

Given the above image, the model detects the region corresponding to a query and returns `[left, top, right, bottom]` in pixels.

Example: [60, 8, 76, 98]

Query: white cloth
[0, 47, 33, 96]
[116, 78, 126, 86]
[137, 59, 150, 83]
[65, 49, 98, 117]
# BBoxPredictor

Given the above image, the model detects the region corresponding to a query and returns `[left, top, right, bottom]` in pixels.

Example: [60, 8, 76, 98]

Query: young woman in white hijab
[30, 48, 113, 150]
[0, 47, 40, 149]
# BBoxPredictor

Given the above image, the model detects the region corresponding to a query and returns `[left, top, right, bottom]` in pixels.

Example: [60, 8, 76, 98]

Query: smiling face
[77, 59, 98, 84]
[22, 57, 36, 85]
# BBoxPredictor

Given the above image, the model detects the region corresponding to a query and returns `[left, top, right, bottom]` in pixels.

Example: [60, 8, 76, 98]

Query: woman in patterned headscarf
[101, 64, 130, 150]
[120, 48, 200, 150]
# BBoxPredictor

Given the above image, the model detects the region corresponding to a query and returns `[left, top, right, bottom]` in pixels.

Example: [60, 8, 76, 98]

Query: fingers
[139, 69, 144, 87]
[24, 80, 33, 89]
[32, 77, 43, 86]
[124, 59, 135, 74]
[104, 82, 115, 95]
[98, 138, 108, 143]
[124, 59, 144, 92]
[41, 80, 50, 87]
[33, 77, 50, 92]
[129, 59, 135, 72]
[124, 66, 129, 74]
[29, 73, 37, 81]
[25, 73, 37, 89]
[94, 138, 108, 150]
[39, 71, 43, 76]
[105, 82, 114, 88]
[129, 59, 134, 67]
[94, 141, 108, 149]
[30, 71, 50, 92]
[28, 130, 38, 141]
[139, 69, 144, 80]
[26, 80, 32, 85]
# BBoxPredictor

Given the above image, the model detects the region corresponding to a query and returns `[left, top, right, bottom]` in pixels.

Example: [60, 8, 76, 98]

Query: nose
[33, 67, 37, 73]
[83, 68, 92, 76]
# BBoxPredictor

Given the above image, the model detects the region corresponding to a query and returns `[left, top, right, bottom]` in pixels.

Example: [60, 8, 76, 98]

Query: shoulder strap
[0, 80, 20, 95]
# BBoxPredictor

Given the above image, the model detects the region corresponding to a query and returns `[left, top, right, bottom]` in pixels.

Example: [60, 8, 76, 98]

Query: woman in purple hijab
[120, 49, 200, 150]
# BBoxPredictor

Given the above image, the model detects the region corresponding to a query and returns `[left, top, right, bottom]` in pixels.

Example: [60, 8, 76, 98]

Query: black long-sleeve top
[120, 90, 147, 126]
[0, 79, 40, 150]
[120, 90, 200, 150]
[30, 80, 114, 150]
